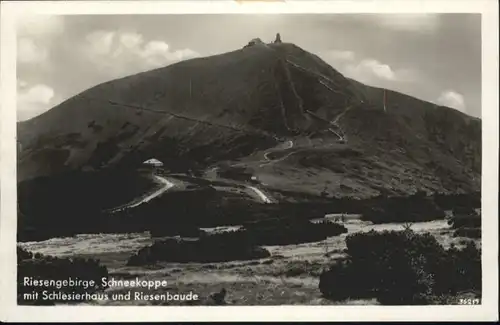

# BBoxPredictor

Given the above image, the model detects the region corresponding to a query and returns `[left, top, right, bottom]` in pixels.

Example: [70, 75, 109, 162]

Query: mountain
[17, 41, 481, 232]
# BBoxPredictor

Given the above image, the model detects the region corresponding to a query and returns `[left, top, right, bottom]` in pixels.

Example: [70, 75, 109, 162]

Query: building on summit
[244, 38, 265, 48]
[274, 33, 282, 43]
[244, 34, 282, 49]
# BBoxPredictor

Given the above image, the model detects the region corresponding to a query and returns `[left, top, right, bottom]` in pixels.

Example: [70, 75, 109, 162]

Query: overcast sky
[16, 13, 481, 121]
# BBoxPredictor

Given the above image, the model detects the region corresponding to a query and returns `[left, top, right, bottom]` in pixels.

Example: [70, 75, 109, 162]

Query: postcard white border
[1, 0, 498, 322]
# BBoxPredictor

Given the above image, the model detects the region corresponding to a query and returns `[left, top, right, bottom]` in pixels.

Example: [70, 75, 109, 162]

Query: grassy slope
[17, 45, 290, 182]
[17, 41, 481, 223]
[240, 61, 481, 199]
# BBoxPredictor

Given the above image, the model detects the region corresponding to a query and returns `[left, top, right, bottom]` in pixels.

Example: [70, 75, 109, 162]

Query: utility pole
[383, 89, 387, 113]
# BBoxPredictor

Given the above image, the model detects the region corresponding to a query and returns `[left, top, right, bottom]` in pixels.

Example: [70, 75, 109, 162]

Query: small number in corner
[458, 298, 481, 305]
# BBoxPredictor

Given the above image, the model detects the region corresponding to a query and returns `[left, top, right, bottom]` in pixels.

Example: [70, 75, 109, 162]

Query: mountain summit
[17, 40, 481, 200]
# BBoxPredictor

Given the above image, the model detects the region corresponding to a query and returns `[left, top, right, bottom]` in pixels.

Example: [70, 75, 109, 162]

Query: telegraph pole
[383, 89, 387, 113]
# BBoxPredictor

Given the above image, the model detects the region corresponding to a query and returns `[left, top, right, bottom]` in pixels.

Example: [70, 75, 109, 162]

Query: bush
[362, 193, 446, 223]
[318, 257, 374, 301]
[17, 247, 109, 305]
[18, 170, 159, 242]
[453, 227, 481, 239]
[127, 234, 271, 266]
[128, 217, 347, 266]
[433, 192, 481, 211]
[17, 246, 33, 261]
[448, 217, 481, 229]
[319, 230, 481, 305]
[448, 207, 481, 227]
[149, 223, 206, 238]
[448, 207, 481, 239]
[281, 260, 324, 277]
[431, 241, 481, 295]
[243, 218, 348, 246]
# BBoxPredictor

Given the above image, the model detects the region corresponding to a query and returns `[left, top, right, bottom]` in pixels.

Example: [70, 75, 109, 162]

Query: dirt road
[109, 175, 175, 213]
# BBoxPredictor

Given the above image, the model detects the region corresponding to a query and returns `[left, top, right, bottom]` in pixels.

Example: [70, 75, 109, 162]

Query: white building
[143, 158, 163, 167]
[142, 158, 164, 174]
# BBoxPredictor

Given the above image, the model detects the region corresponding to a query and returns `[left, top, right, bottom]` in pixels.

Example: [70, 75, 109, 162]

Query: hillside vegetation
[17, 41, 481, 239]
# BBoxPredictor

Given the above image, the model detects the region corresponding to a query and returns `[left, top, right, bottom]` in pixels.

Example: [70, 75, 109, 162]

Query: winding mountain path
[108, 175, 175, 213]
[245, 185, 273, 203]
[259, 140, 298, 167]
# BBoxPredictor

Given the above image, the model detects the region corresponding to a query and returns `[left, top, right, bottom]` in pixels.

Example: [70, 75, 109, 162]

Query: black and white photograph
[1, 0, 498, 322]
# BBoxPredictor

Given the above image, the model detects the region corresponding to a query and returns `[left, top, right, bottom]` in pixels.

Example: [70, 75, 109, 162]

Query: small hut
[142, 158, 164, 174]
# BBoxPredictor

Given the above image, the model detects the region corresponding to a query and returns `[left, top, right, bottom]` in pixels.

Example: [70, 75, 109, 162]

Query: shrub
[127, 234, 270, 266]
[18, 170, 159, 242]
[345, 230, 441, 304]
[243, 218, 348, 246]
[17, 247, 109, 305]
[453, 227, 481, 239]
[448, 207, 481, 228]
[281, 260, 324, 277]
[149, 224, 206, 238]
[362, 193, 446, 223]
[17, 246, 33, 261]
[433, 192, 481, 211]
[129, 218, 348, 266]
[431, 241, 481, 295]
[319, 230, 481, 305]
[447, 207, 481, 239]
[318, 257, 374, 301]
